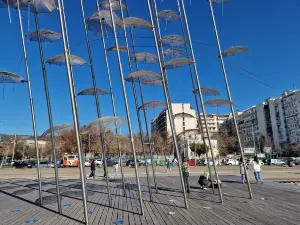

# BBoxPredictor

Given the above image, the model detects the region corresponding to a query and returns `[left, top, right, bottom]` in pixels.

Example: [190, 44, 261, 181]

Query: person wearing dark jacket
[89, 160, 96, 179]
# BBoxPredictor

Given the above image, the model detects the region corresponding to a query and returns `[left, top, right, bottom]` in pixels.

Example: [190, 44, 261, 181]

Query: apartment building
[221, 90, 300, 153]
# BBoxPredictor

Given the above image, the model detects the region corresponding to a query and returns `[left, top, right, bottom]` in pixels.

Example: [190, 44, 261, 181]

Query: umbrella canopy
[158, 10, 179, 22]
[26, 30, 61, 42]
[87, 10, 120, 31]
[77, 88, 109, 96]
[174, 112, 195, 119]
[160, 35, 186, 47]
[131, 52, 158, 64]
[1, 0, 56, 13]
[221, 46, 249, 58]
[163, 49, 186, 58]
[46, 55, 87, 66]
[81, 116, 126, 135]
[99, 0, 127, 10]
[193, 87, 220, 96]
[0, 71, 26, 83]
[142, 79, 162, 86]
[204, 98, 236, 107]
[118, 17, 152, 29]
[41, 124, 73, 137]
[125, 70, 161, 83]
[163, 58, 194, 69]
[138, 101, 166, 111]
[107, 46, 133, 52]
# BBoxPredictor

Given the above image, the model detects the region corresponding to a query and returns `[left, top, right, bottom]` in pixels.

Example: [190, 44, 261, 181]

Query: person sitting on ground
[198, 171, 209, 189]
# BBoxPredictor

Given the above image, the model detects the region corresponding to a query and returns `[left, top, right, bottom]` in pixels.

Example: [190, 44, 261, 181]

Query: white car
[94, 159, 103, 167]
[84, 161, 91, 167]
[225, 159, 239, 165]
[204, 160, 220, 166]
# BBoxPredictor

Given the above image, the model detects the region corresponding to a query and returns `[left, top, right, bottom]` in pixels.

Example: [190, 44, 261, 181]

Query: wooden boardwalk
[0, 175, 300, 225]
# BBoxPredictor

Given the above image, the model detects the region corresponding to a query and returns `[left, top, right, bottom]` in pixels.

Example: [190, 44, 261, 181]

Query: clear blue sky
[0, 0, 299, 136]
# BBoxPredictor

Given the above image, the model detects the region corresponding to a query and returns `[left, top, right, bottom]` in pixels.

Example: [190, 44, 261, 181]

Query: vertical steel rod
[146, 0, 188, 209]
[95, 1, 126, 197]
[122, 0, 159, 193]
[57, 0, 89, 224]
[107, 0, 144, 215]
[16, 0, 43, 207]
[207, 0, 253, 199]
[32, 2, 62, 212]
[79, 0, 114, 206]
[173, 0, 215, 194]
[117, 1, 153, 201]
[176, 0, 223, 203]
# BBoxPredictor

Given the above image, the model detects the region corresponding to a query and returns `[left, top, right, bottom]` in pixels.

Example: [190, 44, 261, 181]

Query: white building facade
[221, 90, 300, 155]
[151, 103, 229, 158]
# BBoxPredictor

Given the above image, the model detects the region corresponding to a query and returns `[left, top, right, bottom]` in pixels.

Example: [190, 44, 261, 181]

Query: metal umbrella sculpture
[104, 0, 146, 215]
[208, 0, 253, 199]
[87, 4, 133, 202]
[0, 0, 43, 209]
[99, 0, 127, 10]
[106, 3, 158, 203]
[156, 0, 225, 199]
[149, 0, 224, 203]
[87, 10, 120, 37]
[107, 45, 133, 52]
[25, 3, 63, 213]
[0, 71, 26, 99]
[193, 87, 220, 96]
[26, 30, 61, 42]
[157, 9, 179, 30]
[163, 58, 194, 69]
[46, 54, 87, 66]
[163, 49, 185, 58]
[41, 124, 73, 137]
[47, 0, 90, 222]
[115, 0, 165, 199]
[131, 52, 159, 64]
[79, 0, 125, 205]
[145, 0, 189, 209]
[220, 46, 249, 58]
[90, 0, 149, 214]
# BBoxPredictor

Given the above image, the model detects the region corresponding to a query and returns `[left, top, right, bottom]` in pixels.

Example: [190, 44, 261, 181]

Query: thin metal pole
[146, 0, 188, 209]
[95, 0, 126, 198]
[16, 0, 43, 207]
[122, 0, 159, 194]
[32, 2, 62, 213]
[117, 1, 153, 201]
[12, 134, 16, 162]
[207, 0, 253, 199]
[107, 0, 144, 215]
[79, 0, 113, 206]
[176, 0, 223, 203]
[57, 0, 89, 224]
[252, 124, 256, 155]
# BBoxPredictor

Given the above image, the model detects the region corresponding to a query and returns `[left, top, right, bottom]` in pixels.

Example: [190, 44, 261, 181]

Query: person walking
[88, 160, 96, 179]
[182, 157, 190, 193]
[113, 161, 120, 178]
[166, 159, 171, 172]
[239, 157, 246, 184]
[252, 156, 263, 184]
[171, 159, 175, 168]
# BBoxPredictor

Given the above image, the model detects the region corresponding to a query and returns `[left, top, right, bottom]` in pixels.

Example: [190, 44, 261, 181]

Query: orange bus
[63, 153, 79, 167]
